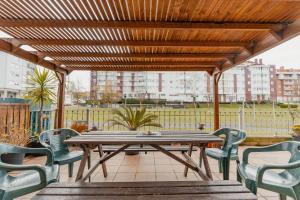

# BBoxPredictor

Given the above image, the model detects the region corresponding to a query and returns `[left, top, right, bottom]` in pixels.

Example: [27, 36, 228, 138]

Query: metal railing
[63, 108, 294, 137]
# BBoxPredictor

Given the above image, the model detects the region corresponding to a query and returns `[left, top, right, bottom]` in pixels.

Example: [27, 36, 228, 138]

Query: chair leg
[218, 159, 223, 173]
[199, 151, 203, 167]
[245, 180, 257, 195]
[279, 194, 286, 200]
[88, 151, 91, 182]
[222, 158, 230, 180]
[236, 160, 242, 182]
[237, 169, 242, 183]
[68, 163, 74, 177]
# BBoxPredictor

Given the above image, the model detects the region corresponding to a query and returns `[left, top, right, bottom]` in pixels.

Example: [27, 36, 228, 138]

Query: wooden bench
[32, 181, 257, 200]
[94, 145, 197, 154]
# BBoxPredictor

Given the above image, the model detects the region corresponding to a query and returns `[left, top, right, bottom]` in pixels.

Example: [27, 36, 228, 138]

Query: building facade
[276, 66, 300, 102]
[0, 52, 35, 98]
[214, 59, 277, 102]
[90, 59, 298, 103]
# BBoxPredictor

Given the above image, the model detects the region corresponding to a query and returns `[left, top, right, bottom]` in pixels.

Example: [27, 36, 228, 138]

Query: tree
[101, 80, 120, 105]
[26, 67, 56, 133]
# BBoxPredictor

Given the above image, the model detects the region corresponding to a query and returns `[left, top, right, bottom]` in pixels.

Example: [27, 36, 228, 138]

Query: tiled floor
[17, 147, 293, 200]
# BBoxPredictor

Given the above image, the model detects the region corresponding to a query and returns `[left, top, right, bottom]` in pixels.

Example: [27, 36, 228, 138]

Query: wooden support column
[55, 72, 66, 129]
[213, 72, 222, 131]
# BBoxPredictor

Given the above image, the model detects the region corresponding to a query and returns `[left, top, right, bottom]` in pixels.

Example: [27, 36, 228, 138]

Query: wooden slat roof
[0, 0, 300, 74]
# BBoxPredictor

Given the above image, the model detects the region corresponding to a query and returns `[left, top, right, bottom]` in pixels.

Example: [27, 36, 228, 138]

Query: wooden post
[213, 72, 222, 131]
[55, 72, 66, 129]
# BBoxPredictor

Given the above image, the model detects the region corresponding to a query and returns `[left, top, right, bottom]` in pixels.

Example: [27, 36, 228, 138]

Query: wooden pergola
[0, 0, 300, 130]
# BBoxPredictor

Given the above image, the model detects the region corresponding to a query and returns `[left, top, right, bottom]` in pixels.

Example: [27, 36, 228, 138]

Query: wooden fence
[0, 103, 30, 135]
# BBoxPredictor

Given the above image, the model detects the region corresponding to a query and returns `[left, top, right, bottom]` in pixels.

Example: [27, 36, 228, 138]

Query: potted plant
[0, 124, 30, 164]
[288, 105, 300, 141]
[71, 121, 89, 133]
[108, 106, 162, 155]
[25, 67, 56, 134]
[292, 125, 300, 141]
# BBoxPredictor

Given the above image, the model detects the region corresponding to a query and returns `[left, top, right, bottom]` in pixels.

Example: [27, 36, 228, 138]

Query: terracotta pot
[125, 130, 140, 156]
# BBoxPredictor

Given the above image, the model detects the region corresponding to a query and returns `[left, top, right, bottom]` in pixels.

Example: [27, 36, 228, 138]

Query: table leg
[200, 146, 213, 180]
[75, 145, 89, 182]
[98, 144, 108, 177]
[184, 144, 193, 177]
[88, 149, 91, 182]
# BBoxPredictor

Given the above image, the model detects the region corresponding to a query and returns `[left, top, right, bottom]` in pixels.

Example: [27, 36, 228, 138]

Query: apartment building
[90, 71, 207, 102]
[211, 59, 277, 102]
[90, 59, 298, 103]
[0, 52, 35, 98]
[276, 66, 300, 102]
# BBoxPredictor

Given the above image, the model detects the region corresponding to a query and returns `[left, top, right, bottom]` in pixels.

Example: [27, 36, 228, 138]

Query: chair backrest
[270, 141, 300, 178]
[39, 128, 80, 154]
[212, 128, 246, 154]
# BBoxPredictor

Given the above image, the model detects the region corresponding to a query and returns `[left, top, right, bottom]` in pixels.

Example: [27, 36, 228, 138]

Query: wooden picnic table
[65, 131, 223, 182]
[32, 181, 257, 200]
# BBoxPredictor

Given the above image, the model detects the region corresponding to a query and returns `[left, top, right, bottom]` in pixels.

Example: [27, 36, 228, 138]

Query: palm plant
[26, 68, 56, 133]
[108, 106, 162, 131]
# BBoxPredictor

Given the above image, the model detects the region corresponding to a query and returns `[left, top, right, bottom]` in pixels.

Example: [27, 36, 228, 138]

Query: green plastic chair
[200, 128, 246, 180]
[39, 128, 83, 177]
[237, 141, 300, 200]
[0, 143, 59, 200]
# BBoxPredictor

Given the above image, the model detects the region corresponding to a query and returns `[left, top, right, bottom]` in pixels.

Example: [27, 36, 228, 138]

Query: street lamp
[124, 94, 127, 107]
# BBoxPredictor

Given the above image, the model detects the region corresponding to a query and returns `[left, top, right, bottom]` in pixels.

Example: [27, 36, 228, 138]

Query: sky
[69, 35, 300, 91]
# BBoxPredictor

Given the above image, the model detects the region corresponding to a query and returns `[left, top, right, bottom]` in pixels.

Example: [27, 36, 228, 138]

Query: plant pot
[1, 153, 25, 165]
[125, 130, 140, 156]
[125, 150, 139, 155]
[292, 136, 300, 142]
[26, 141, 45, 157]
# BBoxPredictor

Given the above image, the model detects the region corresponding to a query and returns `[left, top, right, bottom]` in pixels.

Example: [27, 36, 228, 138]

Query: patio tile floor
[16, 147, 293, 200]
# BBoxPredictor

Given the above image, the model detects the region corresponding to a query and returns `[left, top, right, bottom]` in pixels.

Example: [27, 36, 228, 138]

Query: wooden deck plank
[33, 193, 257, 200]
[33, 181, 256, 200]
[47, 180, 242, 188]
[36, 186, 250, 196]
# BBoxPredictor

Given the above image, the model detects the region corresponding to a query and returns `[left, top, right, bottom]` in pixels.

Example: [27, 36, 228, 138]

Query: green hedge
[279, 104, 298, 109]
[124, 98, 166, 105]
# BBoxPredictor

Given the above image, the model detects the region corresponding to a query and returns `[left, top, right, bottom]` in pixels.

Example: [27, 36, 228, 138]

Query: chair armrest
[242, 144, 282, 164]
[232, 137, 246, 147]
[0, 162, 47, 187]
[22, 148, 54, 166]
[39, 141, 52, 150]
[256, 161, 300, 187]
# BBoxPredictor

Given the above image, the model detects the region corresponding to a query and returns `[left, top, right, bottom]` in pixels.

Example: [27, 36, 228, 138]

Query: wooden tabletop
[32, 181, 257, 200]
[65, 131, 223, 145]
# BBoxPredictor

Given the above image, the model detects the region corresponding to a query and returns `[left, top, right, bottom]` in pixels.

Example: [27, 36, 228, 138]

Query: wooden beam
[66, 66, 215, 72]
[17, 39, 248, 48]
[41, 52, 237, 59]
[0, 19, 285, 31]
[55, 72, 66, 129]
[213, 72, 222, 131]
[222, 19, 300, 71]
[62, 61, 219, 66]
[0, 39, 68, 74]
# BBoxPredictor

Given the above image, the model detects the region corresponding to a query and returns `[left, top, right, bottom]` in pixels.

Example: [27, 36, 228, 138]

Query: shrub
[71, 121, 88, 133]
[0, 124, 30, 146]
[291, 104, 298, 108]
[184, 104, 195, 109]
[280, 104, 289, 108]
